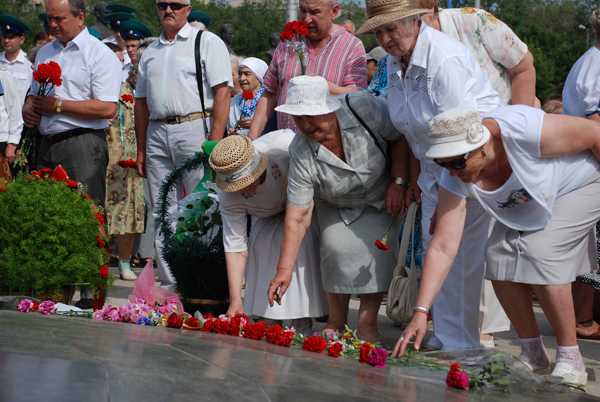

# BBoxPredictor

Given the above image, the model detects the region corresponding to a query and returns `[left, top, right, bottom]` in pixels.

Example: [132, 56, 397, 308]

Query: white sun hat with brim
[425, 107, 491, 159]
[274, 75, 341, 116]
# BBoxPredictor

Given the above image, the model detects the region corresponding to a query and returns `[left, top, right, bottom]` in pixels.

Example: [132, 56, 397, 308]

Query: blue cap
[38, 13, 49, 31]
[119, 21, 153, 40]
[106, 4, 138, 13]
[0, 15, 33, 36]
[88, 28, 101, 39]
[102, 12, 136, 31]
[188, 11, 210, 27]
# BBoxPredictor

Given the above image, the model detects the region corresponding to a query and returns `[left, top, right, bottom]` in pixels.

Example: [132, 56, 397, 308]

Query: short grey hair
[340, 19, 354, 30]
[400, 14, 419, 27]
[127, 65, 138, 90]
[68, 0, 86, 17]
[136, 37, 158, 62]
[27, 44, 44, 64]
[189, 21, 206, 30]
[230, 54, 244, 69]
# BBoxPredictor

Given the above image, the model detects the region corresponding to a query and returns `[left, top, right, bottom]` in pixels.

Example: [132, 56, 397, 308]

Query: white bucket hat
[425, 107, 491, 159]
[274, 75, 341, 116]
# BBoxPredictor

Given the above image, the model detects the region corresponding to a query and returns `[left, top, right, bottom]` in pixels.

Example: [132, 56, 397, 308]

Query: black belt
[46, 128, 100, 143]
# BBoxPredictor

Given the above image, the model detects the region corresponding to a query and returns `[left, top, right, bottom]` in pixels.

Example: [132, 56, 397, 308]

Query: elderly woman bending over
[394, 106, 600, 386]
[267, 76, 409, 344]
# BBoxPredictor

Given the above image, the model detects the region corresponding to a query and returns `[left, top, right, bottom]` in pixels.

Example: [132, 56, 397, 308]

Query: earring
[481, 150, 487, 157]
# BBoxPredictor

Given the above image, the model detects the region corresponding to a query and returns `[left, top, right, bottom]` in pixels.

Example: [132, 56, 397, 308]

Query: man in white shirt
[22, 0, 122, 208]
[0, 68, 24, 169]
[135, 0, 232, 291]
[0, 16, 33, 105]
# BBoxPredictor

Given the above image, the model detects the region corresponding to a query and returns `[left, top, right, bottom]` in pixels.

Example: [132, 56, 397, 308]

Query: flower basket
[0, 287, 72, 304]
[156, 151, 229, 317]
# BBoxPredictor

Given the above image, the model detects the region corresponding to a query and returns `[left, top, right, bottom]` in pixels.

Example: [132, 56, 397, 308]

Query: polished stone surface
[0, 311, 598, 402]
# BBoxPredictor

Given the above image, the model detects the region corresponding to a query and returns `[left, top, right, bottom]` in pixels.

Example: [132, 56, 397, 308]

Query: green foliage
[0, 175, 109, 293]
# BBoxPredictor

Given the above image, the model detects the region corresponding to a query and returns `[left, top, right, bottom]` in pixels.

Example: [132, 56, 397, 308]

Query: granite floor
[0, 311, 598, 402]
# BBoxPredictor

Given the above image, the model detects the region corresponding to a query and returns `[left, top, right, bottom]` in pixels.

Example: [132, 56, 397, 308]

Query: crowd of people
[1, 0, 599, 387]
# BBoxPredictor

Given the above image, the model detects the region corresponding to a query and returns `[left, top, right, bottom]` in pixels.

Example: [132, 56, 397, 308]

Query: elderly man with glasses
[134, 0, 232, 292]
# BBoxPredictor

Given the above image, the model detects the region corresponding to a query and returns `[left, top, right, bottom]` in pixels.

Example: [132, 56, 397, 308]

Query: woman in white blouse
[209, 131, 327, 336]
[393, 106, 600, 386]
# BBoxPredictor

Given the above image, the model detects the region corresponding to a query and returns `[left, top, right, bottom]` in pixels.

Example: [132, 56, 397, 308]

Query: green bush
[0, 174, 110, 294]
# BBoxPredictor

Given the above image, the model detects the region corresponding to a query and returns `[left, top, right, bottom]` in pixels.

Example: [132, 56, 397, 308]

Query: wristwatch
[56, 100, 63, 114]
[393, 177, 409, 188]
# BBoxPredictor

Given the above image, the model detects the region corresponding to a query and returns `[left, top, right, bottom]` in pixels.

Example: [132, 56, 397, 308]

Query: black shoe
[315, 315, 329, 323]
[75, 298, 93, 309]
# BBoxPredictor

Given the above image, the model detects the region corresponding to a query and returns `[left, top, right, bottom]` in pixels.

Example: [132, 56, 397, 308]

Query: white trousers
[146, 119, 208, 292]
[421, 189, 491, 350]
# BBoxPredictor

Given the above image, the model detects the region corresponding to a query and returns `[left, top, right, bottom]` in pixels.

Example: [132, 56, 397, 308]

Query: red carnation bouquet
[233, 90, 255, 134]
[117, 93, 137, 169]
[280, 20, 309, 75]
[15, 61, 63, 167]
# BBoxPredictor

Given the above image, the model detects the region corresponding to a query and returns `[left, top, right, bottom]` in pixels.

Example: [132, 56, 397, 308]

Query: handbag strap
[345, 93, 389, 167]
[194, 30, 210, 135]
[398, 202, 419, 268]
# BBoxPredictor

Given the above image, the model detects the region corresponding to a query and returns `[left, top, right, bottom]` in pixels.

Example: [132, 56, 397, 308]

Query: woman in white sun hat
[393, 105, 600, 386]
[266, 75, 409, 345]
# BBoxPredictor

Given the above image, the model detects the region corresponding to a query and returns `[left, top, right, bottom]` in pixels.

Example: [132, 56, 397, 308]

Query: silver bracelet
[413, 306, 429, 314]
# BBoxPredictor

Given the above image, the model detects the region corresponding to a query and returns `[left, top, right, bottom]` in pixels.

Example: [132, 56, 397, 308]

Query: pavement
[83, 266, 600, 398]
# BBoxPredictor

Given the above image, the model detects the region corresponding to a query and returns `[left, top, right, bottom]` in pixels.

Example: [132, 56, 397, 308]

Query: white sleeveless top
[441, 105, 599, 230]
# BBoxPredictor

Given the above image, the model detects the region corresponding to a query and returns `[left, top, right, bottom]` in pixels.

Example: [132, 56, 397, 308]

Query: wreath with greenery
[0, 168, 114, 297]
[156, 152, 229, 316]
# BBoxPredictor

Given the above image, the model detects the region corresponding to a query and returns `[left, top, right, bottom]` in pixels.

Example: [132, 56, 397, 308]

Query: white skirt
[243, 212, 328, 319]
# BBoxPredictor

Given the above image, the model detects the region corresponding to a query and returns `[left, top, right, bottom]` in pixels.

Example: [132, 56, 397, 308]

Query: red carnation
[121, 94, 134, 103]
[359, 343, 373, 364]
[265, 324, 283, 344]
[96, 235, 104, 248]
[95, 212, 105, 225]
[302, 336, 328, 354]
[33, 61, 63, 87]
[99, 265, 109, 279]
[375, 239, 390, 250]
[450, 363, 461, 372]
[327, 341, 344, 357]
[241, 91, 254, 100]
[0, 187, 7, 193]
[183, 317, 201, 330]
[65, 179, 78, 189]
[243, 321, 268, 340]
[201, 318, 215, 332]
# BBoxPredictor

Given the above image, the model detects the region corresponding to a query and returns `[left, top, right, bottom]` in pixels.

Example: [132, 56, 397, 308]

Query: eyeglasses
[433, 151, 470, 170]
[157, 2, 187, 11]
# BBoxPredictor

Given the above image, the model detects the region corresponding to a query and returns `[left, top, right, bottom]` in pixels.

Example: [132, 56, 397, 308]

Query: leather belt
[46, 127, 100, 143]
[155, 111, 213, 124]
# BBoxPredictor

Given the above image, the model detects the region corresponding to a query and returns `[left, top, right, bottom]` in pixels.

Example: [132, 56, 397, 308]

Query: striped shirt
[263, 26, 367, 132]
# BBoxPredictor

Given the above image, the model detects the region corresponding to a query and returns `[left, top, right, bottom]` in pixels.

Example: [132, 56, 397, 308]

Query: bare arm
[506, 51, 536, 107]
[327, 81, 357, 95]
[538, 114, 600, 161]
[393, 188, 467, 357]
[405, 150, 422, 206]
[247, 90, 277, 140]
[385, 136, 409, 216]
[31, 95, 117, 120]
[208, 82, 231, 141]
[135, 97, 150, 178]
[267, 202, 313, 306]
[225, 250, 248, 317]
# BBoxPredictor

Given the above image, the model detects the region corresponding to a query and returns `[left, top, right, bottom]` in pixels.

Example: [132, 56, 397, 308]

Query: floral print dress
[104, 83, 144, 235]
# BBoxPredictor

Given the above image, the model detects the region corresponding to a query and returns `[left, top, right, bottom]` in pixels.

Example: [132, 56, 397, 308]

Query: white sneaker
[517, 353, 550, 373]
[551, 362, 588, 385]
[120, 270, 137, 281]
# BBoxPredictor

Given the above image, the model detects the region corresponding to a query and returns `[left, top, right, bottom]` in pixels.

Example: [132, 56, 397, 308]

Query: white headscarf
[238, 57, 268, 84]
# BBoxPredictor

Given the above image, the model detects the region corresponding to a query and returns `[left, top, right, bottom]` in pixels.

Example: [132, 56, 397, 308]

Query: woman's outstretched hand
[392, 313, 429, 357]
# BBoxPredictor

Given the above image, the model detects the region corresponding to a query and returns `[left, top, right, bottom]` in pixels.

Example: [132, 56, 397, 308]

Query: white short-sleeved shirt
[0, 69, 24, 144]
[135, 24, 233, 120]
[0, 49, 32, 105]
[31, 28, 123, 135]
[439, 8, 528, 105]
[441, 106, 599, 231]
[562, 46, 600, 118]
[102, 36, 132, 82]
[387, 22, 504, 196]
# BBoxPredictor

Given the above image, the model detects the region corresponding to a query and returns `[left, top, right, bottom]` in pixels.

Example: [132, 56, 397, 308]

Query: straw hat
[274, 75, 341, 116]
[424, 107, 491, 159]
[355, 0, 432, 35]
[209, 136, 269, 192]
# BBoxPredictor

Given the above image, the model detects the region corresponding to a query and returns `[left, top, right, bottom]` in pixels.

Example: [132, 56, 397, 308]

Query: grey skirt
[485, 169, 600, 285]
[314, 199, 402, 294]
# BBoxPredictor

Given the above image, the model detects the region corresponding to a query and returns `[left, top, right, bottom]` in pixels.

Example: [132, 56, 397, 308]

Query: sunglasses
[433, 151, 470, 170]
[157, 2, 188, 11]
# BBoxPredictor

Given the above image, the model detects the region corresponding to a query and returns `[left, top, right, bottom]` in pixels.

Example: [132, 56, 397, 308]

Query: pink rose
[157, 304, 172, 315]
[367, 348, 388, 368]
[39, 301, 56, 315]
[108, 308, 122, 322]
[446, 370, 470, 389]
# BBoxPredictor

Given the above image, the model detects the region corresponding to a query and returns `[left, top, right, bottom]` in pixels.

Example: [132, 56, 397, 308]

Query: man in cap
[0, 15, 33, 105]
[187, 11, 210, 30]
[22, 0, 122, 309]
[135, 0, 232, 292]
[119, 20, 153, 67]
[90, 2, 111, 39]
[102, 11, 135, 81]
[38, 13, 57, 44]
[0, 67, 24, 170]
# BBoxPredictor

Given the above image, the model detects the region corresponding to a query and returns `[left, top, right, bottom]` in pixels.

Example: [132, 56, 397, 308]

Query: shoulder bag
[194, 30, 210, 135]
